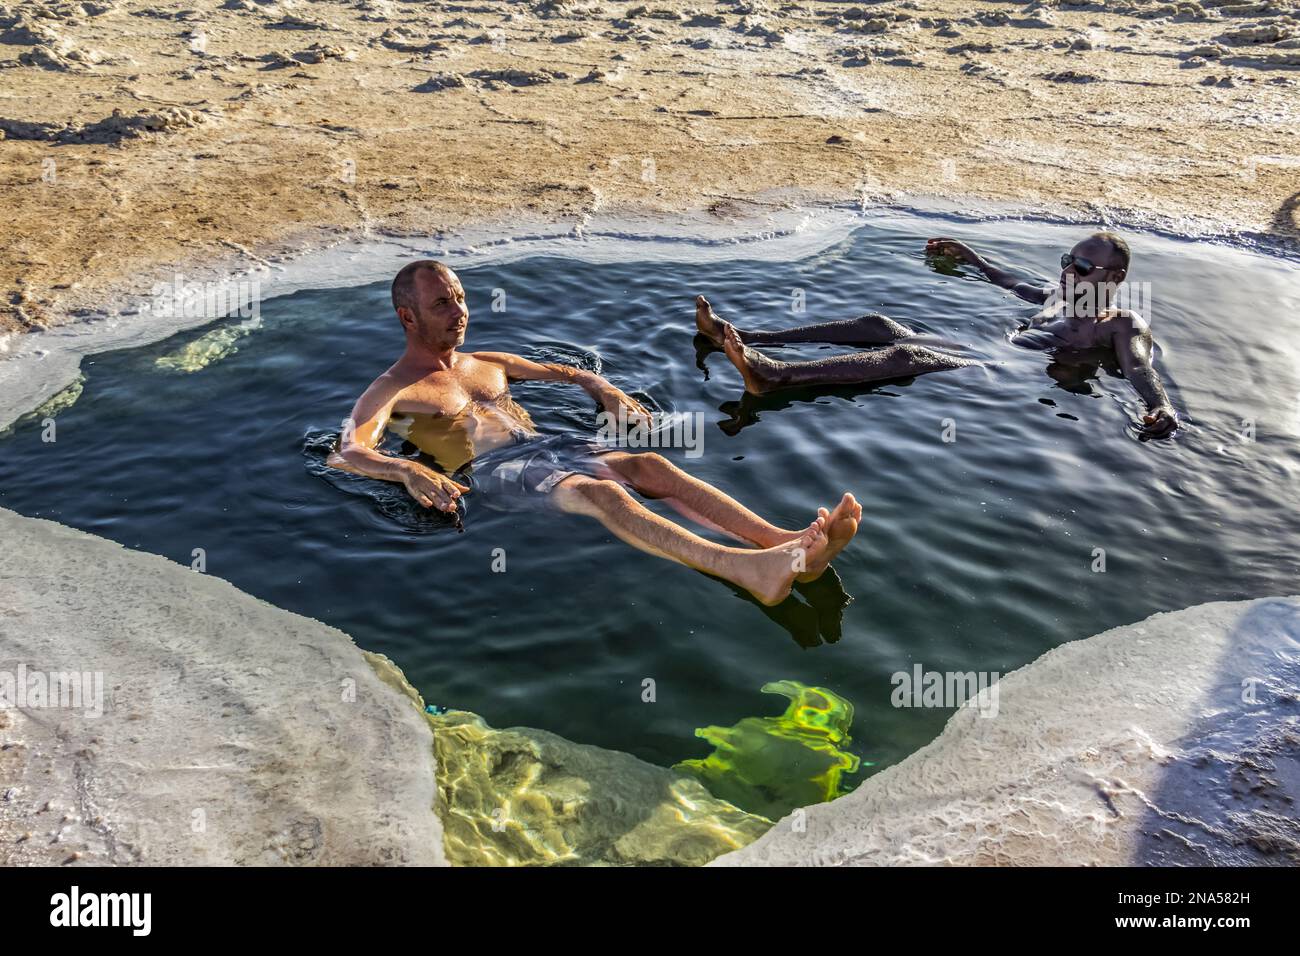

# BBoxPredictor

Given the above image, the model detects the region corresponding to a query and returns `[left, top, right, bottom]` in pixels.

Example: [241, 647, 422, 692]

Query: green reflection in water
[674, 680, 867, 820]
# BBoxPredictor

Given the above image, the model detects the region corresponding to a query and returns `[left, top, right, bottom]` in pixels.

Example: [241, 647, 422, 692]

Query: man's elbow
[326, 445, 361, 473]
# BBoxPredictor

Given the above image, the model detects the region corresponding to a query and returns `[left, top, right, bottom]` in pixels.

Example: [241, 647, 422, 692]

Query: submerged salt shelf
[2, 204, 1298, 850]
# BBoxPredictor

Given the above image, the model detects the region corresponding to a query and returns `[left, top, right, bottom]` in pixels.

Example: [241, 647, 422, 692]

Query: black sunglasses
[1060, 252, 1109, 276]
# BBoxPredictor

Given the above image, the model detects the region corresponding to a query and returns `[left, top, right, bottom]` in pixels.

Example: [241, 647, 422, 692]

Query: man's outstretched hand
[599, 384, 652, 427]
[400, 461, 469, 511]
[1139, 405, 1179, 441]
[925, 237, 980, 264]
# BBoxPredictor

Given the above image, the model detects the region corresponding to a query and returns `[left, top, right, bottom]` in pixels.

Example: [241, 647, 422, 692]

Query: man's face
[1059, 237, 1125, 312]
[404, 268, 468, 349]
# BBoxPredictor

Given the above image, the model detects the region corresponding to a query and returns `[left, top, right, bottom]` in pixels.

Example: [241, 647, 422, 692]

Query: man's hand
[399, 461, 469, 511]
[598, 383, 652, 427]
[1139, 405, 1179, 441]
[925, 237, 981, 264]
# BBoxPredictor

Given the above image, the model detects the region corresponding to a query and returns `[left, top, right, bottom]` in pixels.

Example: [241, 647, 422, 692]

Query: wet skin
[924, 234, 1177, 440]
[326, 265, 862, 605]
[695, 235, 1179, 440]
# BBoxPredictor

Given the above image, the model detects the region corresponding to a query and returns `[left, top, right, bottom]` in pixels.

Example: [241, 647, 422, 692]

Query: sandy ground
[0, 0, 1298, 332]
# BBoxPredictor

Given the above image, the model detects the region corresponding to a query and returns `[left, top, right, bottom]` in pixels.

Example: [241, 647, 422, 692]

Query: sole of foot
[797, 492, 861, 582]
[695, 294, 728, 348]
[722, 323, 777, 395]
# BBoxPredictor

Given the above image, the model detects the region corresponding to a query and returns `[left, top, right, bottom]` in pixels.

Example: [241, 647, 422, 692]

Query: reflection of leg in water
[794, 565, 852, 645]
[725, 564, 854, 649]
[551, 473, 829, 606]
[696, 295, 913, 347]
[722, 324, 973, 395]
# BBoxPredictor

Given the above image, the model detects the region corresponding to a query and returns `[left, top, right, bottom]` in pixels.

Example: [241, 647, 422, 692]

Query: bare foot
[797, 492, 861, 581]
[695, 295, 729, 347]
[734, 521, 829, 606]
[722, 323, 784, 395]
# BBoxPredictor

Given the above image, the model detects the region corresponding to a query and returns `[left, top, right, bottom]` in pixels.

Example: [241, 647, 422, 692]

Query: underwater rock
[0, 375, 82, 438]
[427, 710, 771, 866]
[153, 317, 261, 373]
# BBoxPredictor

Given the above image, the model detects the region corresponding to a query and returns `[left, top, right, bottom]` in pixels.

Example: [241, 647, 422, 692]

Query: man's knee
[569, 475, 629, 503]
[625, 452, 670, 480]
[552, 474, 627, 515]
[605, 451, 671, 485]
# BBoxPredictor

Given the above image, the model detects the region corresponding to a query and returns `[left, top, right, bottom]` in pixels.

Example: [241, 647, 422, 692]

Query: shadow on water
[711, 567, 854, 649]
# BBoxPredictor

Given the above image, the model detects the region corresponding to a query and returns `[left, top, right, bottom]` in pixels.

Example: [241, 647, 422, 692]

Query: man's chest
[394, 362, 509, 415]
[1034, 314, 1114, 349]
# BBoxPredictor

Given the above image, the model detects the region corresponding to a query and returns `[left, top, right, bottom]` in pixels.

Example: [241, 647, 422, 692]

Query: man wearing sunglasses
[923, 231, 1177, 439]
[696, 231, 1178, 440]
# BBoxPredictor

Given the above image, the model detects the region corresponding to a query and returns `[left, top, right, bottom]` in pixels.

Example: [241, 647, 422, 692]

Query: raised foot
[796, 492, 861, 582]
[722, 323, 780, 395]
[736, 521, 829, 606]
[695, 295, 729, 348]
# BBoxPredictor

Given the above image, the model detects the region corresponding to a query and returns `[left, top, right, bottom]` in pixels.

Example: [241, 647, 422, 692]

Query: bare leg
[722, 324, 972, 395]
[598, 452, 861, 583]
[552, 475, 828, 605]
[597, 451, 802, 547]
[696, 295, 914, 347]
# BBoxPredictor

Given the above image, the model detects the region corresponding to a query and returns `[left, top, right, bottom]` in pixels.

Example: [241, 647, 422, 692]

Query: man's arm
[474, 351, 651, 423]
[925, 237, 1051, 304]
[326, 374, 468, 511]
[1111, 312, 1178, 440]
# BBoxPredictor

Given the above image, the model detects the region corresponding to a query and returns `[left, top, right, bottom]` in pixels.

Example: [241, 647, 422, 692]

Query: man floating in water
[695, 231, 1179, 439]
[328, 260, 861, 606]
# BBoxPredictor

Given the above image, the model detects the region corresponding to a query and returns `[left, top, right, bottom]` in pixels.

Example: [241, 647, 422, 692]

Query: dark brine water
[3, 212, 1299, 786]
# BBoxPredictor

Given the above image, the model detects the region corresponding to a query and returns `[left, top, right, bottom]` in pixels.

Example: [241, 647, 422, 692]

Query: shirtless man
[327, 260, 862, 606]
[695, 231, 1178, 439]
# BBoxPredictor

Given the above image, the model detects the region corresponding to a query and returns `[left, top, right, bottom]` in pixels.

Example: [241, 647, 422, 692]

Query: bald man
[327, 260, 861, 606]
[696, 232, 1179, 440]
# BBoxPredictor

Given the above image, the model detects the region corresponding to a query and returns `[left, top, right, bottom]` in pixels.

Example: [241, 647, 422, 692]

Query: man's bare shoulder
[1107, 309, 1151, 339]
[465, 350, 524, 366]
[354, 366, 416, 409]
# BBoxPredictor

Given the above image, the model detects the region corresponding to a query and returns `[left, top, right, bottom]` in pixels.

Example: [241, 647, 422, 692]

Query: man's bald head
[392, 260, 455, 317]
[1091, 231, 1131, 274]
[390, 260, 468, 351]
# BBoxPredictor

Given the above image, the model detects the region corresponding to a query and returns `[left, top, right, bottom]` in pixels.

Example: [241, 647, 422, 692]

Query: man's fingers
[1139, 413, 1176, 438]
